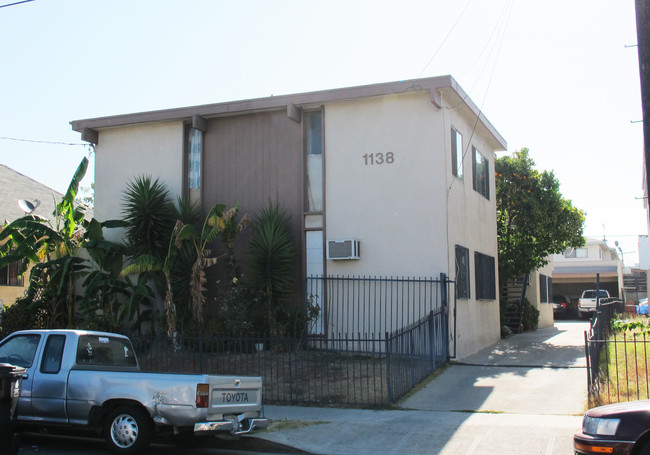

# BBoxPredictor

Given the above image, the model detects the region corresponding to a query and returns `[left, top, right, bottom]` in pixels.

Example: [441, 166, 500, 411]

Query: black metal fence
[130, 275, 451, 406]
[584, 300, 647, 405]
[305, 274, 447, 339]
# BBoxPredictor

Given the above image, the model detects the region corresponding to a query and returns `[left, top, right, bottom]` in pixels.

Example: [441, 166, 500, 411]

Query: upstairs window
[565, 248, 588, 258]
[188, 128, 202, 190]
[304, 110, 323, 212]
[472, 147, 489, 199]
[451, 127, 463, 180]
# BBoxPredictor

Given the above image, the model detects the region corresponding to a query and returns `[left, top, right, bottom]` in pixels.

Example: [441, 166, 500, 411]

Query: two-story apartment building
[71, 76, 507, 358]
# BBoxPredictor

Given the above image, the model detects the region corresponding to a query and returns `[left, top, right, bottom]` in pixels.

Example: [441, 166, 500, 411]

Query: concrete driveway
[257, 321, 589, 455]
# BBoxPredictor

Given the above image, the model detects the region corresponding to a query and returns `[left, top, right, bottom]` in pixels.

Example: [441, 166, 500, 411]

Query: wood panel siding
[202, 109, 305, 313]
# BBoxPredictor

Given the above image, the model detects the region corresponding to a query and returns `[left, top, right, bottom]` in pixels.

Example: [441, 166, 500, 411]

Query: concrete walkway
[252, 321, 589, 455]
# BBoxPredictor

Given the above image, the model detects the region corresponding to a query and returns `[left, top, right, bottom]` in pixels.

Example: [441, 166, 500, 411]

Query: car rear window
[583, 291, 609, 299]
[76, 334, 137, 368]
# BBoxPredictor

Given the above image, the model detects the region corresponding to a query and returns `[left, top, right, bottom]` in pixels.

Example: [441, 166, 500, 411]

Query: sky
[0, 0, 646, 265]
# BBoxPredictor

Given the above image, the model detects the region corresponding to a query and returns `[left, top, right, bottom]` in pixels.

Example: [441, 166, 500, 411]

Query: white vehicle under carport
[577, 289, 611, 317]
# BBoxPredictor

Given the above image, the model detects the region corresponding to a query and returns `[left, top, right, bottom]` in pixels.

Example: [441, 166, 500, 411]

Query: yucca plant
[121, 176, 176, 333]
[122, 176, 175, 261]
[247, 204, 295, 334]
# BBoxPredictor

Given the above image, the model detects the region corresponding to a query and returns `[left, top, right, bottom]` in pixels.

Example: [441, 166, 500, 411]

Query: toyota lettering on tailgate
[222, 392, 249, 403]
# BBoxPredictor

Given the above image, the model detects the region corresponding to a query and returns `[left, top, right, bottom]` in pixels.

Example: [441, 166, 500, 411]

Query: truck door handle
[22, 373, 29, 379]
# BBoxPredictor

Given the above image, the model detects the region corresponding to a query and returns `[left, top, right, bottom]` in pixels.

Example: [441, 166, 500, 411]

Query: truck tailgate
[207, 375, 263, 416]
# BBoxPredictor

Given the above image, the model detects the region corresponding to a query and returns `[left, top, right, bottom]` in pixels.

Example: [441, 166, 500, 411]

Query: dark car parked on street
[574, 400, 650, 454]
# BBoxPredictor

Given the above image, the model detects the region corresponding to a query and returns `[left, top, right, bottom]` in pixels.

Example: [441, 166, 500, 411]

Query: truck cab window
[41, 334, 66, 374]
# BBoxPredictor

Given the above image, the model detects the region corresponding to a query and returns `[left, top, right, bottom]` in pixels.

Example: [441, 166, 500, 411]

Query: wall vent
[327, 239, 360, 260]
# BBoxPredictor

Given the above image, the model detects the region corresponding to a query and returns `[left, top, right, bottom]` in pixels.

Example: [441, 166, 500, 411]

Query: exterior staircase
[501, 275, 528, 334]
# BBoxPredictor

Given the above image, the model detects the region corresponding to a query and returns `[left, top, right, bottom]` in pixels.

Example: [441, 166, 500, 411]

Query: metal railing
[305, 274, 447, 339]
[131, 310, 448, 406]
[584, 300, 644, 405]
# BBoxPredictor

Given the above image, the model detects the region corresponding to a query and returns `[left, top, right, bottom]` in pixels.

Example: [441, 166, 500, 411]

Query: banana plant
[121, 220, 185, 337]
[176, 203, 250, 330]
[0, 157, 90, 328]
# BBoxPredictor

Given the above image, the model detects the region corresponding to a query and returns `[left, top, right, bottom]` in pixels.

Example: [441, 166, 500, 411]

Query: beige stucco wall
[0, 284, 26, 307]
[324, 92, 448, 276]
[323, 90, 501, 359]
[529, 264, 555, 329]
[442, 93, 501, 358]
[94, 122, 185, 242]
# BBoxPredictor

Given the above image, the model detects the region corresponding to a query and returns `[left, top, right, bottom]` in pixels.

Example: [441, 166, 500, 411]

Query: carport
[552, 265, 622, 307]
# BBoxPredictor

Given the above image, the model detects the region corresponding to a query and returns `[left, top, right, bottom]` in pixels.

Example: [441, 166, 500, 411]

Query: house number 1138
[363, 152, 395, 165]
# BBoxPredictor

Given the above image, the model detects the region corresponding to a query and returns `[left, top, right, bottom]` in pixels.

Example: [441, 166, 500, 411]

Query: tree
[496, 148, 585, 286]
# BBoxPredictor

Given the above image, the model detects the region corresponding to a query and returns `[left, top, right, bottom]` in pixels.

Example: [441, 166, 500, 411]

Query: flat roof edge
[70, 75, 507, 150]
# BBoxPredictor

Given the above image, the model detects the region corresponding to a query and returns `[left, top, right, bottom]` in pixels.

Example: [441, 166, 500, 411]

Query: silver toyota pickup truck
[0, 329, 268, 453]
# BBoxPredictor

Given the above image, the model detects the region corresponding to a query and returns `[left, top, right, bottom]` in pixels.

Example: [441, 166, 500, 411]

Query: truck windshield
[0, 334, 41, 368]
[76, 334, 138, 367]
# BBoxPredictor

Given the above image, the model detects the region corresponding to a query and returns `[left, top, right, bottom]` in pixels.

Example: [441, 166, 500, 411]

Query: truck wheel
[104, 405, 152, 454]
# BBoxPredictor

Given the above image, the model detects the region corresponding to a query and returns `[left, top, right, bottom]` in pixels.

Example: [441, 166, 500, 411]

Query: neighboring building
[71, 76, 507, 359]
[0, 164, 63, 307]
[500, 264, 554, 332]
[550, 237, 624, 310]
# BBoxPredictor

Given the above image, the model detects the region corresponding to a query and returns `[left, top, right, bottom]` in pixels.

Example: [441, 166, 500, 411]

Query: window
[564, 248, 588, 258]
[41, 335, 65, 374]
[76, 334, 138, 367]
[539, 274, 552, 303]
[188, 127, 202, 190]
[0, 258, 24, 287]
[0, 334, 41, 368]
[451, 127, 463, 179]
[304, 110, 323, 212]
[472, 147, 489, 199]
[475, 252, 496, 300]
[455, 245, 470, 299]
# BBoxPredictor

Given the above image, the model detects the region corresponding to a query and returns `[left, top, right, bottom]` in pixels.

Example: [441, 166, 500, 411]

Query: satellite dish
[17, 199, 40, 214]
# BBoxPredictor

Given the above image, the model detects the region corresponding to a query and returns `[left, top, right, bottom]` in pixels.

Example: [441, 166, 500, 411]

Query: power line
[446, 0, 514, 195]
[0, 136, 87, 146]
[417, 0, 474, 78]
[0, 0, 34, 9]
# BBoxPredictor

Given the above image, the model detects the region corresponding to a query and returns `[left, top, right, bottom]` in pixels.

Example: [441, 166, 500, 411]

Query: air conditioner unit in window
[327, 239, 360, 260]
